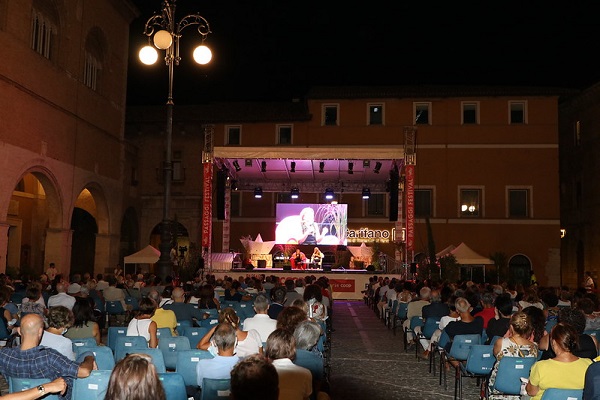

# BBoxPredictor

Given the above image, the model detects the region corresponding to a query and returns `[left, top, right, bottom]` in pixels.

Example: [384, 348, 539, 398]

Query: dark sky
[126, 1, 600, 105]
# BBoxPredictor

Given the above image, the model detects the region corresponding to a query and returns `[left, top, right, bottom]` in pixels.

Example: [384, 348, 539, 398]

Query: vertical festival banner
[405, 164, 415, 251]
[222, 184, 231, 252]
[202, 162, 213, 249]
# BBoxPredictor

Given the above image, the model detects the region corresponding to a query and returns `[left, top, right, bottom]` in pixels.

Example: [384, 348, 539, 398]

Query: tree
[490, 251, 508, 284]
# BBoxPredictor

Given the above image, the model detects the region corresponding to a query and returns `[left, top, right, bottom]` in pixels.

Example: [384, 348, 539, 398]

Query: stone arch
[120, 207, 139, 264]
[508, 253, 532, 286]
[150, 220, 190, 272]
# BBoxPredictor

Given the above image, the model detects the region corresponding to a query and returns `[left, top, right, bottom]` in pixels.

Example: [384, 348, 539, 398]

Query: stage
[209, 268, 403, 300]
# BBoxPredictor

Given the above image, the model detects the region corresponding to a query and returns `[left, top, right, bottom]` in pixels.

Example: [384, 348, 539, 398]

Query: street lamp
[140, 0, 212, 280]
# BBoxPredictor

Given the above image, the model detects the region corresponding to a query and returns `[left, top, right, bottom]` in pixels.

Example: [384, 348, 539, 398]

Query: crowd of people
[0, 265, 334, 400]
[365, 275, 600, 399]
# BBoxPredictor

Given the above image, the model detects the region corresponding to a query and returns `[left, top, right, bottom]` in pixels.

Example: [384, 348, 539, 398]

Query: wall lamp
[290, 161, 296, 173]
[325, 188, 334, 200]
[373, 161, 382, 174]
[319, 161, 325, 173]
[231, 180, 238, 191]
[261, 161, 267, 173]
[254, 187, 263, 198]
[348, 162, 354, 174]
[362, 188, 371, 199]
[232, 160, 241, 172]
[291, 187, 300, 199]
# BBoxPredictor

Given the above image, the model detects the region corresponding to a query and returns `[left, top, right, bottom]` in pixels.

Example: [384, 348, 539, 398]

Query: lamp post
[139, 0, 212, 280]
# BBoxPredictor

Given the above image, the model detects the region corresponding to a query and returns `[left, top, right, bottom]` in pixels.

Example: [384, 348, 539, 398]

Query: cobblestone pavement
[328, 300, 482, 400]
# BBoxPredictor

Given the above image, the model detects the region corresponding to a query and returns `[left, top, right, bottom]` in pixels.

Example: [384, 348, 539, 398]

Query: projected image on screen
[275, 203, 348, 245]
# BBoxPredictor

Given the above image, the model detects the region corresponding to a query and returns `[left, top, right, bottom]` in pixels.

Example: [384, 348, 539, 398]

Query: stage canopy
[438, 242, 493, 265]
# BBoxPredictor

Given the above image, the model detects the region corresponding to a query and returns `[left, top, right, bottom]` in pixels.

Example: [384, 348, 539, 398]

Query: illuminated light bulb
[139, 45, 158, 65]
[153, 30, 173, 49]
[193, 45, 212, 64]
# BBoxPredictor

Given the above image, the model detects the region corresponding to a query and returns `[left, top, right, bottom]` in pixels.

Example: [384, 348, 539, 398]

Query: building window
[460, 188, 482, 217]
[31, 4, 57, 59]
[574, 120, 581, 146]
[83, 29, 106, 91]
[509, 101, 526, 124]
[323, 104, 339, 126]
[415, 189, 433, 218]
[277, 125, 292, 145]
[368, 103, 384, 125]
[83, 52, 101, 90]
[508, 188, 530, 218]
[367, 193, 385, 216]
[226, 126, 241, 145]
[462, 102, 479, 125]
[414, 102, 430, 125]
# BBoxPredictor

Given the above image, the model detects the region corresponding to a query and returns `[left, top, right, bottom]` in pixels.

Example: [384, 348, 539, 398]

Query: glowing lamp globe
[139, 45, 158, 65]
[153, 30, 173, 50]
[193, 45, 212, 65]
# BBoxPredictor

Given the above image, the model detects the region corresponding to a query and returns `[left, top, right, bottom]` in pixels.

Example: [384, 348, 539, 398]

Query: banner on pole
[202, 162, 213, 249]
[405, 164, 415, 251]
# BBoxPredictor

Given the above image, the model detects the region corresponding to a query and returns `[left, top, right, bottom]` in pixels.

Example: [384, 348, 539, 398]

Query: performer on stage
[310, 247, 324, 269]
[290, 248, 307, 270]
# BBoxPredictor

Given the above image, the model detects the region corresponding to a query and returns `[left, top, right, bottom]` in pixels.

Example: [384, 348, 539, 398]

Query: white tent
[450, 242, 493, 265]
[123, 245, 160, 275]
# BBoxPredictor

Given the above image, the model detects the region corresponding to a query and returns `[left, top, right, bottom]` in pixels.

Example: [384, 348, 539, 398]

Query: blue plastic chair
[175, 349, 214, 386]
[72, 370, 111, 399]
[107, 327, 128, 353]
[156, 327, 172, 338]
[441, 334, 481, 390]
[105, 300, 126, 315]
[130, 348, 167, 373]
[540, 388, 583, 400]
[159, 372, 188, 400]
[201, 378, 231, 400]
[75, 345, 116, 370]
[9, 377, 60, 399]
[71, 337, 98, 352]
[404, 316, 423, 351]
[179, 326, 209, 348]
[125, 296, 139, 311]
[457, 344, 495, 400]
[114, 335, 148, 362]
[176, 319, 193, 331]
[158, 336, 191, 370]
[488, 356, 537, 395]
[416, 317, 441, 359]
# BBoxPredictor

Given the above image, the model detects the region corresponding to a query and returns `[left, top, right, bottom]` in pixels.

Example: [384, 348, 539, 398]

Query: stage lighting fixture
[363, 160, 370, 167]
[231, 180, 238, 191]
[290, 161, 296, 173]
[325, 188, 334, 200]
[290, 187, 300, 199]
[232, 160, 241, 172]
[373, 161, 382, 173]
[261, 161, 267, 173]
[245, 159, 252, 167]
[362, 188, 371, 199]
[254, 187, 263, 198]
[348, 162, 354, 174]
[319, 161, 325, 173]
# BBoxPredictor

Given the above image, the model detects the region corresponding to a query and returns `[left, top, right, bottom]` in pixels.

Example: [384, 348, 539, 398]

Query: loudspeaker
[216, 170, 227, 220]
[389, 170, 399, 221]
[257, 259, 266, 268]
[410, 262, 417, 273]
[366, 265, 375, 271]
[283, 264, 291, 271]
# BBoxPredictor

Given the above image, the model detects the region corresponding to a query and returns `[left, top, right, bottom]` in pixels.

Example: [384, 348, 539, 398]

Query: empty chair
[158, 336, 192, 370]
[72, 370, 111, 400]
[131, 348, 167, 373]
[179, 326, 209, 348]
[107, 327, 128, 353]
[175, 349, 214, 387]
[75, 345, 115, 370]
[541, 388, 583, 400]
[9, 377, 60, 399]
[114, 335, 148, 362]
[159, 372, 188, 400]
[201, 378, 231, 400]
[71, 337, 98, 352]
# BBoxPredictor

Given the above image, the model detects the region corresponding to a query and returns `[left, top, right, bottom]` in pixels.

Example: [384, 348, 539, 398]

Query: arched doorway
[120, 207, 139, 264]
[150, 221, 190, 274]
[70, 207, 98, 276]
[508, 254, 532, 286]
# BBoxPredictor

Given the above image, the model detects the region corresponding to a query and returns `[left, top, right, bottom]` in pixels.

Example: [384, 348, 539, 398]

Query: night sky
[126, 1, 600, 105]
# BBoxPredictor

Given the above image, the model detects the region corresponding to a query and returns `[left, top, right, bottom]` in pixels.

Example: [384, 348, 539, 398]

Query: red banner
[405, 164, 415, 251]
[329, 279, 355, 293]
[202, 162, 213, 249]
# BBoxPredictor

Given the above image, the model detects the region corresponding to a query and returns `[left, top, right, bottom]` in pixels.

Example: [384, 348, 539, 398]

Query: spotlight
[290, 161, 296, 173]
[362, 188, 371, 199]
[231, 180, 238, 191]
[325, 188, 334, 200]
[261, 161, 267, 173]
[254, 187, 263, 199]
[363, 160, 370, 167]
[319, 161, 325, 173]
[291, 187, 300, 199]
[232, 160, 241, 172]
[245, 159, 252, 167]
[348, 162, 354, 174]
[373, 161, 382, 173]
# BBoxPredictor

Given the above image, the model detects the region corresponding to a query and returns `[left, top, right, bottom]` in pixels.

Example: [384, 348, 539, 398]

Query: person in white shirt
[48, 281, 76, 310]
[243, 294, 277, 342]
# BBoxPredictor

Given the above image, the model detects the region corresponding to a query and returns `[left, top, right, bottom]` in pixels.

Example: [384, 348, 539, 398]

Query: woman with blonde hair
[105, 353, 166, 400]
[198, 307, 263, 357]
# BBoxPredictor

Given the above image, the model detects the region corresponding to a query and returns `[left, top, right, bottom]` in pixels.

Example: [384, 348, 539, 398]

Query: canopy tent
[435, 244, 456, 259]
[123, 245, 160, 275]
[438, 242, 493, 282]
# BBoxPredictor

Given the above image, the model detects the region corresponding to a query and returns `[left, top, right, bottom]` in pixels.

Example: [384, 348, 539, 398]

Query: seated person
[230, 354, 279, 400]
[310, 247, 324, 268]
[196, 323, 240, 388]
[290, 249, 307, 270]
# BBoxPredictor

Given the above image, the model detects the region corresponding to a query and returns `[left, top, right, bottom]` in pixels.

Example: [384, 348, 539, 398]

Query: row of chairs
[9, 372, 230, 400]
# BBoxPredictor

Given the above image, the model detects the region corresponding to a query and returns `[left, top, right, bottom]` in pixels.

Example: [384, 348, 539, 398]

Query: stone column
[45, 228, 73, 278]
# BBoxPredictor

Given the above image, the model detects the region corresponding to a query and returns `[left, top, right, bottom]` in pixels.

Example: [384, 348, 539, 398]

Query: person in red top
[474, 292, 496, 329]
